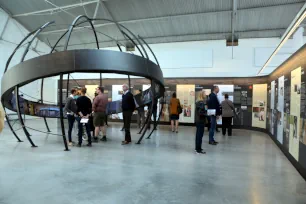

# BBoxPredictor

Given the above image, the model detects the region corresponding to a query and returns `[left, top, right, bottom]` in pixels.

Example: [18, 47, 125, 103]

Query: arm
[76, 99, 84, 117]
[64, 98, 71, 113]
[92, 97, 98, 112]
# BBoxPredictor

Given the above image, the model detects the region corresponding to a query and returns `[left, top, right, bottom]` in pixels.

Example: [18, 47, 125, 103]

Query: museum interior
[0, 0, 306, 204]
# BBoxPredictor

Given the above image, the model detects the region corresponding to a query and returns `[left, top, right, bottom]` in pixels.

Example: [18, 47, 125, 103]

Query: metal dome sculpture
[1, 15, 165, 151]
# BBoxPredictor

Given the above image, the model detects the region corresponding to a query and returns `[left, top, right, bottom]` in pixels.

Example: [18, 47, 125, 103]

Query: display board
[252, 84, 267, 128]
[177, 85, 195, 123]
[283, 74, 291, 150]
[289, 67, 301, 161]
[233, 85, 253, 126]
[215, 85, 234, 125]
[277, 76, 284, 144]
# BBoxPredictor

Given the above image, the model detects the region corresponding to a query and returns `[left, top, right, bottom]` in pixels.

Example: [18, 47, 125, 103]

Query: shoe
[213, 141, 219, 144]
[222, 134, 226, 136]
[196, 150, 206, 154]
[176, 131, 178, 133]
[228, 135, 232, 136]
[93, 137, 99, 143]
[121, 141, 130, 145]
[82, 136, 87, 141]
[209, 141, 217, 145]
[216, 129, 220, 132]
[77, 144, 82, 147]
[101, 136, 107, 142]
[86, 143, 92, 147]
[68, 142, 73, 146]
[194, 148, 204, 152]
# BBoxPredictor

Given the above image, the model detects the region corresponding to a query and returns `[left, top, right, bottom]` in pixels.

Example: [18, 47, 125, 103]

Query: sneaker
[209, 141, 217, 145]
[213, 141, 219, 144]
[101, 136, 107, 142]
[68, 142, 73, 146]
[196, 150, 206, 154]
[93, 137, 99, 143]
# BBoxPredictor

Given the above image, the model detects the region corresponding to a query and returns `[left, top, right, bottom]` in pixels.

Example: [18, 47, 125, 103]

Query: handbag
[177, 100, 182, 114]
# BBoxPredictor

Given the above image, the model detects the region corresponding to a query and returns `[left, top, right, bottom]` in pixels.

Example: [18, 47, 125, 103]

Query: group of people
[168, 86, 235, 154]
[64, 84, 234, 152]
[64, 84, 136, 147]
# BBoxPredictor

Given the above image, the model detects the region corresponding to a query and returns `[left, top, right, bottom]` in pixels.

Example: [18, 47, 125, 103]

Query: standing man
[76, 87, 92, 147]
[64, 88, 78, 146]
[207, 86, 221, 145]
[122, 84, 135, 145]
[92, 87, 108, 142]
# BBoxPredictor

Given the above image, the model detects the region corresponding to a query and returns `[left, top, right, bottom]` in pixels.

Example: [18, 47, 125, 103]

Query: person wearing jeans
[195, 91, 207, 154]
[207, 86, 221, 145]
[64, 88, 78, 146]
[76, 87, 92, 147]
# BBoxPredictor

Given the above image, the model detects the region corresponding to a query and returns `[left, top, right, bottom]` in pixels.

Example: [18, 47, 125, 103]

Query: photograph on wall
[215, 84, 234, 125]
[289, 67, 301, 161]
[177, 85, 195, 123]
[252, 84, 267, 128]
[277, 76, 284, 144]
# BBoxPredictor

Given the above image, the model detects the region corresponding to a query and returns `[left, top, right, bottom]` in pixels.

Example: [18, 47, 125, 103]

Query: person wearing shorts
[92, 86, 108, 142]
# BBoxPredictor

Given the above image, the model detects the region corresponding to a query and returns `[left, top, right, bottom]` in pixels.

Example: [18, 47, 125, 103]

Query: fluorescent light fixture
[257, 4, 306, 76]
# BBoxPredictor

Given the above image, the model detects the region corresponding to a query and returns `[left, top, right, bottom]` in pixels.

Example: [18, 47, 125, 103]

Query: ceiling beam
[13, 0, 99, 17]
[51, 28, 286, 48]
[92, 1, 100, 24]
[231, 0, 237, 59]
[39, 2, 303, 35]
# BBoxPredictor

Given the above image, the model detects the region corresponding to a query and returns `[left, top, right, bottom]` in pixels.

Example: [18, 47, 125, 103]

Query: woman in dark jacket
[194, 91, 207, 154]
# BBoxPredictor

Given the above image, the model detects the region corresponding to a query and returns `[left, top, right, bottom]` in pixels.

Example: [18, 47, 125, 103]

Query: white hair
[123, 84, 129, 89]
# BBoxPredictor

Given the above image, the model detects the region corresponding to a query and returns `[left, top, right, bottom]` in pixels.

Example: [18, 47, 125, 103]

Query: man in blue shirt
[207, 86, 221, 145]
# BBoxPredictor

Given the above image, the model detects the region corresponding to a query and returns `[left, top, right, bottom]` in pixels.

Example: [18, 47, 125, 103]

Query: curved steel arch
[64, 15, 99, 50]
[2, 16, 164, 150]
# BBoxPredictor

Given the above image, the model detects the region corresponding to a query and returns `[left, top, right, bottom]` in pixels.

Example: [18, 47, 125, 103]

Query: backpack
[196, 101, 206, 116]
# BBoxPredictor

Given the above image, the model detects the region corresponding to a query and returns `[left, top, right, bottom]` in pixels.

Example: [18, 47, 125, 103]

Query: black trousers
[67, 114, 75, 143]
[123, 110, 133, 142]
[195, 123, 205, 151]
[222, 117, 233, 136]
[76, 117, 92, 145]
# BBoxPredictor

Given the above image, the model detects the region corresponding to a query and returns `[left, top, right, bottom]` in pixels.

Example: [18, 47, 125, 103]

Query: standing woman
[170, 92, 181, 133]
[221, 94, 234, 136]
[195, 91, 207, 154]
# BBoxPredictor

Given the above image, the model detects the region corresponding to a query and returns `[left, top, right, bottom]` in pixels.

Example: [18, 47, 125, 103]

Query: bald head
[122, 84, 129, 92]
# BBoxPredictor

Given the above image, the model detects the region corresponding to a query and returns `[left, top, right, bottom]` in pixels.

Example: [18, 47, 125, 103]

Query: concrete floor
[0, 119, 305, 204]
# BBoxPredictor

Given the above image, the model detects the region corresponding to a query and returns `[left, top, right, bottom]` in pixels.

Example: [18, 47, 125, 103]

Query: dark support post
[66, 74, 70, 98]
[59, 74, 69, 151]
[4, 113, 23, 142]
[41, 79, 51, 132]
[14, 86, 37, 147]
[100, 73, 102, 86]
[128, 75, 131, 91]
[136, 81, 155, 144]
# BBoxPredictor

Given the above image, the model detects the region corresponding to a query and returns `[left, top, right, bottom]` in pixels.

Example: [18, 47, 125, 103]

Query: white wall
[68, 36, 305, 79]
[0, 9, 57, 106]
